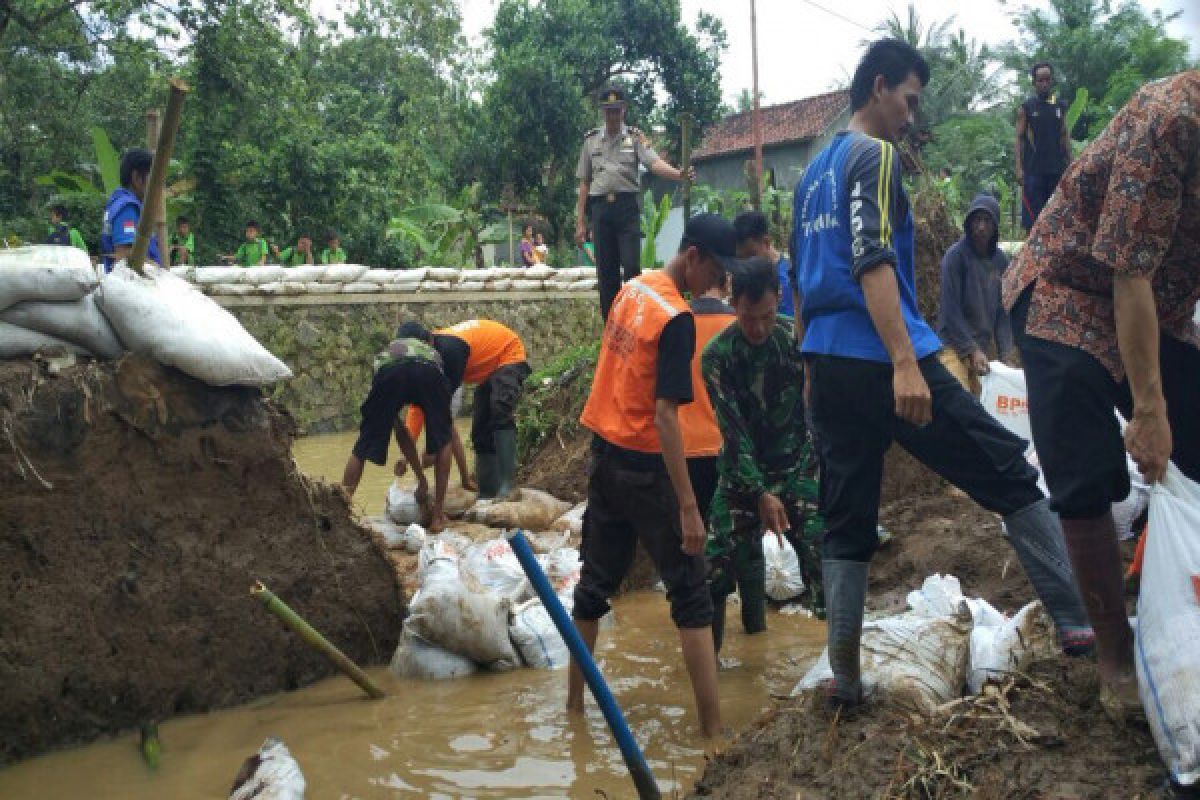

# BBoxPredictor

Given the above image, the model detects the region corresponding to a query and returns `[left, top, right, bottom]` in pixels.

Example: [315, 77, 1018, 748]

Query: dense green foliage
[0, 0, 1192, 261]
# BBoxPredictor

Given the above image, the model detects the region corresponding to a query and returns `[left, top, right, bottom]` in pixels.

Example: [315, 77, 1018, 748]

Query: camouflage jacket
[701, 317, 815, 507]
[373, 337, 443, 373]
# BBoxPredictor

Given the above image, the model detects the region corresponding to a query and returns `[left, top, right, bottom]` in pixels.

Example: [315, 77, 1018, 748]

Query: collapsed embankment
[0, 356, 405, 765]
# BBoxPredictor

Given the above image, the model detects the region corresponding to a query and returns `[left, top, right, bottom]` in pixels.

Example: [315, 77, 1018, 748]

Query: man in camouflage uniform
[703, 259, 824, 653]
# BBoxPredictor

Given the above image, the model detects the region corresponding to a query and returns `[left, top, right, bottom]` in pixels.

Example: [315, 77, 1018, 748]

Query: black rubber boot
[822, 559, 869, 708]
[494, 428, 518, 499]
[475, 452, 500, 499]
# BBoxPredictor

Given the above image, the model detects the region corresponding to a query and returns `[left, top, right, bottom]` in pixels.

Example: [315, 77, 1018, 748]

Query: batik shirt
[1003, 71, 1200, 380]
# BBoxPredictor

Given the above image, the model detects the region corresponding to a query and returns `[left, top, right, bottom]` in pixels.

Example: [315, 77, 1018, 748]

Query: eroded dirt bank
[0, 356, 404, 765]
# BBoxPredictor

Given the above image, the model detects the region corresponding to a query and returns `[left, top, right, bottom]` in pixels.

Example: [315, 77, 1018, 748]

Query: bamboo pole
[145, 110, 170, 269]
[680, 112, 693, 221]
[128, 78, 189, 275]
[750, 0, 763, 210]
[250, 581, 385, 700]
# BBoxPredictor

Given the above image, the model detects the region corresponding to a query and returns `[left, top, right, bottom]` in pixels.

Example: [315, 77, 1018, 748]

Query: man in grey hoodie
[937, 193, 1014, 394]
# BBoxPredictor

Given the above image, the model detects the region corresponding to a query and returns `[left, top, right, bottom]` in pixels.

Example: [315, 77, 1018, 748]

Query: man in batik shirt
[1004, 71, 1200, 718]
[704, 258, 824, 653]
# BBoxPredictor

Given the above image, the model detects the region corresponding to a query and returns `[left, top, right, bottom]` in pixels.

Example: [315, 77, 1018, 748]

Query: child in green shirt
[227, 220, 269, 267]
[320, 231, 347, 265]
[278, 235, 315, 267]
[169, 216, 195, 265]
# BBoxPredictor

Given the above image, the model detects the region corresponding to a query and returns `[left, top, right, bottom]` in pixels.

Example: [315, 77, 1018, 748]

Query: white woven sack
[321, 264, 367, 282]
[240, 265, 286, 284]
[569, 279, 598, 291]
[342, 282, 382, 293]
[0, 293, 124, 359]
[95, 265, 292, 386]
[209, 283, 253, 296]
[0, 320, 91, 358]
[193, 266, 248, 285]
[0, 246, 98, 312]
[421, 280, 453, 291]
[512, 279, 543, 291]
[523, 265, 555, 279]
[425, 267, 461, 282]
[486, 279, 513, 291]
[1137, 464, 1200, 786]
[456, 281, 485, 291]
[361, 268, 400, 284]
[281, 265, 327, 282]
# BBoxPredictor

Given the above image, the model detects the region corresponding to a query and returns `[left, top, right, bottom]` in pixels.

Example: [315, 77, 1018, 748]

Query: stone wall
[222, 290, 602, 433]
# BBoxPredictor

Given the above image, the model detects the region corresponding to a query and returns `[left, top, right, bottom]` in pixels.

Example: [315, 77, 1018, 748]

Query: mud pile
[689, 487, 1168, 798]
[0, 356, 404, 765]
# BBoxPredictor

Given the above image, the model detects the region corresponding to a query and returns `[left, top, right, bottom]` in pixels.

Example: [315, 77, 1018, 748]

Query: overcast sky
[456, 0, 1198, 106]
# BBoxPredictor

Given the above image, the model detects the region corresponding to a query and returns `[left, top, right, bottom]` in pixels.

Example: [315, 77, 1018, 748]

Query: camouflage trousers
[705, 477, 825, 651]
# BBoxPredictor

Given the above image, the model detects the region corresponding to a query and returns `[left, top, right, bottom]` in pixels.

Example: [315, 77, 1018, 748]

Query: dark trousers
[589, 193, 642, 320]
[1013, 290, 1200, 518]
[1022, 172, 1063, 230]
[808, 353, 1041, 562]
[471, 362, 531, 454]
[573, 446, 713, 628]
[687, 456, 719, 523]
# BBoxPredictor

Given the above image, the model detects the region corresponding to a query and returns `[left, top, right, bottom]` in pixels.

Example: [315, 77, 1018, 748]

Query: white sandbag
[169, 265, 193, 279]
[361, 268, 400, 284]
[0, 294, 124, 359]
[209, 283, 254, 296]
[389, 620, 478, 680]
[510, 598, 570, 669]
[545, 546, 582, 594]
[764, 534, 805, 602]
[512, 279, 543, 291]
[906, 573, 1006, 630]
[557, 267, 597, 280]
[979, 362, 1033, 454]
[416, 535, 463, 582]
[386, 481, 422, 525]
[425, 267, 461, 282]
[552, 503, 587, 537]
[280, 265, 327, 282]
[523, 265, 555, 279]
[967, 601, 1056, 693]
[1137, 464, 1200, 786]
[228, 737, 305, 800]
[401, 523, 426, 554]
[443, 485, 477, 516]
[421, 280, 454, 291]
[365, 516, 406, 548]
[342, 282, 382, 293]
[304, 282, 333, 293]
[545, 280, 573, 291]
[95, 266, 293, 387]
[0, 247, 98, 312]
[256, 282, 292, 296]
[239, 265, 286, 284]
[397, 268, 428, 282]
[795, 606, 973, 714]
[194, 266, 249, 285]
[406, 554, 521, 670]
[569, 279, 598, 291]
[468, 488, 573, 531]
[456, 281, 485, 291]
[461, 538, 528, 600]
[487, 279, 514, 291]
[320, 264, 368, 282]
[0, 320, 91, 358]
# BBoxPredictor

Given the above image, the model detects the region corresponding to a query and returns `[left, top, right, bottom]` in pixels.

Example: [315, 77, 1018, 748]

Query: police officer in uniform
[575, 86, 694, 319]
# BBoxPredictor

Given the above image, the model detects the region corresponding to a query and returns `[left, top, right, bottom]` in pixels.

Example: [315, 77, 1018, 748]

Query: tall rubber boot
[494, 428, 518, 499]
[475, 452, 500, 499]
[822, 559, 869, 708]
[1002, 498, 1095, 653]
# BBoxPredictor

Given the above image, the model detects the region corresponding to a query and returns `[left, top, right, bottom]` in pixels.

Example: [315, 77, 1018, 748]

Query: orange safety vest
[581, 270, 691, 453]
[679, 306, 734, 457]
[405, 319, 527, 439]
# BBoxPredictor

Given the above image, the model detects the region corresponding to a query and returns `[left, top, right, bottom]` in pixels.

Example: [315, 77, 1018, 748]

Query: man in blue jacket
[100, 149, 161, 272]
[937, 193, 1013, 394]
[792, 38, 1093, 709]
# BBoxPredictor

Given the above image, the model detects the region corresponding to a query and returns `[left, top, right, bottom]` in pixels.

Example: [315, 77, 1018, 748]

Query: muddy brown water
[0, 431, 825, 798]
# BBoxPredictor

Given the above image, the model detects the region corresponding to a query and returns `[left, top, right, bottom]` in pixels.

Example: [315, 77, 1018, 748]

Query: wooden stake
[251, 581, 385, 700]
[680, 113, 693, 221]
[128, 78, 189, 275]
[145, 110, 170, 269]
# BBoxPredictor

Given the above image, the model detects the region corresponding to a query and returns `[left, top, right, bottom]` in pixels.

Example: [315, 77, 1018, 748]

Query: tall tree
[999, 0, 1191, 137]
[476, 0, 727, 237]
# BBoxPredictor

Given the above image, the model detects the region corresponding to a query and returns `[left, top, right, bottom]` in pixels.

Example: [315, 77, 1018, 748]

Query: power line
[797, 0, 873, 34]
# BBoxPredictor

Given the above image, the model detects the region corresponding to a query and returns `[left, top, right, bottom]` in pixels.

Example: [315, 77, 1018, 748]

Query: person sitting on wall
[341, 336, 455, 532]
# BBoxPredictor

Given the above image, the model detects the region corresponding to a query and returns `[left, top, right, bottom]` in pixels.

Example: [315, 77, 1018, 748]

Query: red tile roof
[693, 89, 851, 161]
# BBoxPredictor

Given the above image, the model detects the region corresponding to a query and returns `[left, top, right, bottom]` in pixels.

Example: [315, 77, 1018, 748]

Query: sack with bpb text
[1137, 464, 1200, 788]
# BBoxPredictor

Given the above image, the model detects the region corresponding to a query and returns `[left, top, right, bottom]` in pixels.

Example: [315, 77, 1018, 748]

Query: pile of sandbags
[389, 533, 585, 679]
[185, 264, 600, 296]
[0, 249, 290, 387]
[794, 574, 1057, 713]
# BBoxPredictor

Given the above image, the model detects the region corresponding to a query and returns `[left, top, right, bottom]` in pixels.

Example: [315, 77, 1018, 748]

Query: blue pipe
[506, 529, 661, 800]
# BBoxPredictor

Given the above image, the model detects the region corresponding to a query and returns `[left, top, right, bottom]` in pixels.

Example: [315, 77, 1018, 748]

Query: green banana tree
[639, 190, 672, 268]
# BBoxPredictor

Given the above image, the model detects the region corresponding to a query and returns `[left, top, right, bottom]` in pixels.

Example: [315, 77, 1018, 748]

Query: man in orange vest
[571, 213, 743, 739]
[396, 319, 531, 499]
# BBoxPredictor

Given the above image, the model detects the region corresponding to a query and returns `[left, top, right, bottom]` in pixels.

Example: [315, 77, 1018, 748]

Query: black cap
[395, 320, 431, 341]
[598, 86, 627, 108]
[681, 213, 743, 275]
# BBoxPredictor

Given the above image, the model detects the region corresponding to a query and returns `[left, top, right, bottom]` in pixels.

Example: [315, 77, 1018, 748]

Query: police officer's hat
[598, 86, 627, 109]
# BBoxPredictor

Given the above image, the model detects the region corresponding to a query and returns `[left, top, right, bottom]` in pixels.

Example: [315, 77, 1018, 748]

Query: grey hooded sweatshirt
[937, 193, 1013, 359]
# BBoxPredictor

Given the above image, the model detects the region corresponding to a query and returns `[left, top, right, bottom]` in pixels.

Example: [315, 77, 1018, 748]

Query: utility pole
[750, 0, 763, 210]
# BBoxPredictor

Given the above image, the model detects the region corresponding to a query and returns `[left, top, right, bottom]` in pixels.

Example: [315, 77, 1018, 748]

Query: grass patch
[516, 341, 599, 462]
